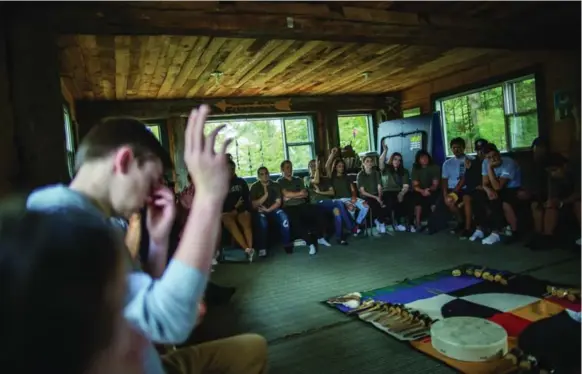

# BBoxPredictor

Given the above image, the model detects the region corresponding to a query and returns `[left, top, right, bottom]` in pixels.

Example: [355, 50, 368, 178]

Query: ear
[113, 146, 135, 175]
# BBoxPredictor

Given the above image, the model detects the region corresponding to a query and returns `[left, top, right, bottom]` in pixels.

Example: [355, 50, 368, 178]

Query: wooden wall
[0, 9, 69, 198]
[401, 51, 581, 155]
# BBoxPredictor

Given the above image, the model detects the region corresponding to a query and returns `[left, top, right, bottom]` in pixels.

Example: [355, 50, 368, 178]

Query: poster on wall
[554, 90, 574, 121]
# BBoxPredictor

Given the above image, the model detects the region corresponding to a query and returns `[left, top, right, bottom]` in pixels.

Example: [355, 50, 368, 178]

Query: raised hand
[183, 105, 232, 200]
[146, 186, 177, 245]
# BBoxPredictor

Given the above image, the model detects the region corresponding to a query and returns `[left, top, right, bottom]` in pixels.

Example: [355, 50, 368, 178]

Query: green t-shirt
[249, 181, 281, 208]
[411, 164, 440, 189]
[331, 175, 352, 198]
[277, 176, 307, 206]
[304, 176, 333, 204]
[381, 168, 410, 192]
[357, 170, 381, 195]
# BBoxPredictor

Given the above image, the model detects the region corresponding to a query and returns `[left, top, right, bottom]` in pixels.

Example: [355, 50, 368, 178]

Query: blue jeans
[255, 209, 291, 250]
[317, 199, 354, 239]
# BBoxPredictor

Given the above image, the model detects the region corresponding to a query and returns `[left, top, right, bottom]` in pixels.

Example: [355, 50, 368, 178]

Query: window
[403, 107, 421, 118]
[63, 105, 76, 178]
[205, 116, 315, 178]
[145, 124, 162, 143]
[337, 114, 373, 153]
[435, 75, 539, 155]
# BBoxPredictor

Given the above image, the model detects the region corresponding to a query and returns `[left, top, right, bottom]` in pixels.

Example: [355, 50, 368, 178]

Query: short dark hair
[450, 137, 465, 148]
[75, 117, 173, 173]
[474, 138, 488, 151]
[227, 159, 236, 168]
[482, 143, 499, 154]
[0, 206, 122, 373]
[280, 160, 292, 170]
[413, 150, 433, 169]
[257, 166, 269, 175]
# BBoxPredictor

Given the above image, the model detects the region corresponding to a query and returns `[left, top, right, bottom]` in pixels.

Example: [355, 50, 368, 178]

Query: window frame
[143, 119, 169, 151]
[433, 71, 543, 157]
[402, 107, 422, 118]
[336, 112, 375, 152]
[206, 113, 317, 180]
[62, 101, 76, 178]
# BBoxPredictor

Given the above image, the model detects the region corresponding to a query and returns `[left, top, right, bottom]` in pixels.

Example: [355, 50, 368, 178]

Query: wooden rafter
[32, 2, 580, 50]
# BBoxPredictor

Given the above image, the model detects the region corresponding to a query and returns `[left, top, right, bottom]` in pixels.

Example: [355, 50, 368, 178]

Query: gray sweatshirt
[27, 185, 208, 374]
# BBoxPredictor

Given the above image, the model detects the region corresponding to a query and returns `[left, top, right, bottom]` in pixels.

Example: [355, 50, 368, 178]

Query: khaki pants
[162, 334, 268, 374]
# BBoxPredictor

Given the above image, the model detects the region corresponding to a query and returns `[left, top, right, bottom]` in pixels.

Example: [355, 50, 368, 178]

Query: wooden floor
[192, 232, 581, 373]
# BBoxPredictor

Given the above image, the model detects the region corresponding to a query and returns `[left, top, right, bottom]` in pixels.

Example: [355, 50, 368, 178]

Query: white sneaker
[212, 258, 218, 266]
[469, 229, 485, 242]
[482, 233, 501, 245]
[259, 249, 267, 257]
[318, 238, 332, 247]
[309, 244, 317, 255]
[395, 224, 407, 232]
[409, 226, 416, 233]
[294, 239, 307, 247]
[379, 223, 387, 234]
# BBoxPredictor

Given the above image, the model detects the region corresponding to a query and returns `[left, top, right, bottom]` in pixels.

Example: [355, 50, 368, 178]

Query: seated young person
[26, 106, 268, 374]
[305, 159, 353, 245]
[378, 144, 412, 231]
[441, 137, 474, 237]
[277, 160, 331, 255]
[357, 156, 390, 234]
[529, 157, 581, 250]
[470, 143, 522, 245]
[0, 208, 147, 374]
[328, 157, 369, 233]
[221, 159, 255, 262]
[410, 150, 440, 231]
[250, 166, 291, 257]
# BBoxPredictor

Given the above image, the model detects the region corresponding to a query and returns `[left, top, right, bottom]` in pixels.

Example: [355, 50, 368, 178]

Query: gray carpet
[194, 232, 580, 373]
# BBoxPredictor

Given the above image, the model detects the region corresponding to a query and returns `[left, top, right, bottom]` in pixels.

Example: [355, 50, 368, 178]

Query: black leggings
[382, 191, 412, 224]
[472, 190, 505, 231]
[283, 204, 327, 245]
[364, 197, 390, 223]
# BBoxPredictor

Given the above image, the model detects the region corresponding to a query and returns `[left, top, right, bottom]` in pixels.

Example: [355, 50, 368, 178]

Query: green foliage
[338, 115, 371, 153]
[205, 117, 314, 177]
[441, 78, 538, 155]
[403, 107, 421, 118]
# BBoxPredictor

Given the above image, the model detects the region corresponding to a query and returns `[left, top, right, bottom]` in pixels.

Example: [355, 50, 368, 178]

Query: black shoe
[337, 238, 348, 245]
[284, 245, 294, 254]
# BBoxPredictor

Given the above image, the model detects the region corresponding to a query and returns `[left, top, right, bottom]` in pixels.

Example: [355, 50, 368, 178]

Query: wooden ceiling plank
[203, 38, 256, 97]
[114, 35, 131, 100]
[147, 36, 177, 98]
[137, 36, 166, 98]
[179, 37, 228, 97]
[268, 43, 356, 95]
[303, 45, 407, 94]
[156, 36, 198, 99]
[76, 35, 104, 99]
[233, 40, 295, 89]
[127, 36, 151, 99]
[185, 38, 231, 97]
[254, 40, 322, 86]
[96, 35, 116, 100]
[170, 36, 211, 92]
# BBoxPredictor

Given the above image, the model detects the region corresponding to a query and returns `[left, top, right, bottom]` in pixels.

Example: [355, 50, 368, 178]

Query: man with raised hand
[27, 106, 268, 374]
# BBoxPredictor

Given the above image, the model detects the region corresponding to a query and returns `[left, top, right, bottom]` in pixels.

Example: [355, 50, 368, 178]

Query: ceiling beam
[22, 2, 580, 50]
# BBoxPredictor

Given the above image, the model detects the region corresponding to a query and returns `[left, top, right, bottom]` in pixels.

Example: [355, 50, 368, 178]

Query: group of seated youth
[179, 136, 580, 259]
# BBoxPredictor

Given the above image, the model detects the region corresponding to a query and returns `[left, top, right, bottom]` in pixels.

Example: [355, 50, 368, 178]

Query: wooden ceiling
[52, 1, 580, 101]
